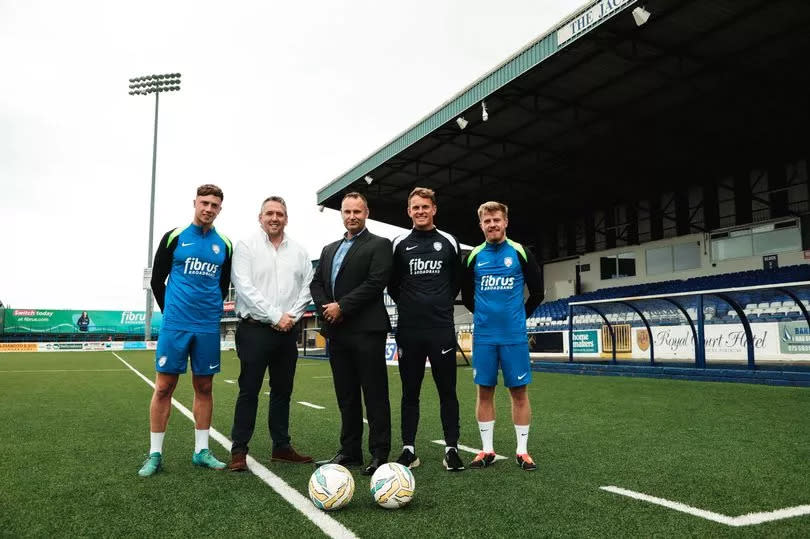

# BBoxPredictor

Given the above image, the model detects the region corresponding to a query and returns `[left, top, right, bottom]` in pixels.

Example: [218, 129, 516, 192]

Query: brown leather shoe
[228, 452, 248, 471]
[271, 445, 313, 463]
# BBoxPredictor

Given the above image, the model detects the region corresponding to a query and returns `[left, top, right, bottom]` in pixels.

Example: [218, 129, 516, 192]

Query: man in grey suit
[310, 192, 393, 476]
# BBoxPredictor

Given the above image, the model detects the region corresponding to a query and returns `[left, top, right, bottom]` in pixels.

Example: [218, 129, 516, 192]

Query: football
[369, 462, 415, 509]
[308, 464, 355, 511]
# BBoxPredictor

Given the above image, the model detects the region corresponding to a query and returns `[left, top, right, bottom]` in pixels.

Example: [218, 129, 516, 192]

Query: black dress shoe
[315, 453, 363, 468]
[361, 457, 385, 476]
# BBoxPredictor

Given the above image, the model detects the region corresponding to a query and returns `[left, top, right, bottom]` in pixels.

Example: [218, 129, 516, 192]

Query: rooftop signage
[557, 0, 634, 46]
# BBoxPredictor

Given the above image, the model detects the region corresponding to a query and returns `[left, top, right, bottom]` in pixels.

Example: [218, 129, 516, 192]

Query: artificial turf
[0, 350, 808, 537]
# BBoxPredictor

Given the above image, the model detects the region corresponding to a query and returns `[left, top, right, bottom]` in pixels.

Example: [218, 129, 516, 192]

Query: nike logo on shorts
[441, 348, 454, 355]
[209, 363, 219, 370]
[517, 372, 528, 380]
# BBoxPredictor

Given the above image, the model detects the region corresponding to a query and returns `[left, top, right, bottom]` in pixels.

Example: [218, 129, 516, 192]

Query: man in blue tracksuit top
[461, 200, 543, 471]
[138, 184, 233, 477]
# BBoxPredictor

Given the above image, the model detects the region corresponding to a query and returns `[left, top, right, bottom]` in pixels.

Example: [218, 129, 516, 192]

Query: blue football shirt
[159, 224, 231, 333]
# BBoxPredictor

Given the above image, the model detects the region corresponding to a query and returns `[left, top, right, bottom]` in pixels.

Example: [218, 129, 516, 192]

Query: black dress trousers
[327, 331, 390, 460]
[231, 320, 298, 454]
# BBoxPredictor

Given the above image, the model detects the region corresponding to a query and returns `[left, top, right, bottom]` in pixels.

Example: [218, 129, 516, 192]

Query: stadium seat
[761, 302, 780, 318]
[779, 301, 794, 316]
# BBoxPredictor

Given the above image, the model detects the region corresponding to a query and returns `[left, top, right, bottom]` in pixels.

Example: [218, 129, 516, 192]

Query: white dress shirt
[231, 228, 314, 325]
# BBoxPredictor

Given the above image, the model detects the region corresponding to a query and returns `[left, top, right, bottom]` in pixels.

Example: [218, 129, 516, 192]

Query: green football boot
[192, 448, 226, 470]
[138, 452, 162, 477]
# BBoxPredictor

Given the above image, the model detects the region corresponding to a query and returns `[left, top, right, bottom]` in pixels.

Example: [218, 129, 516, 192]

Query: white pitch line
[298, 401, 325, 410]
[112, 352, 357, 539]
[600, 486, 810, 527]
[224, 379, 236, 384]
[312, 375, 332, 379]
[431, 440, 507, 461]
[363, 418, 368, 424]
[732, 505, 810, 527]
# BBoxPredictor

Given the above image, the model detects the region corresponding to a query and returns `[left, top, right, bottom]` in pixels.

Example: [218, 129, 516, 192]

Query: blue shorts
[472, 342, 531, 387]
[155, 329, 220, 376]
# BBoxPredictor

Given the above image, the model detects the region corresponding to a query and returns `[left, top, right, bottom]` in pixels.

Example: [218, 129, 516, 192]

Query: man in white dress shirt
[228, 196, 314, 470]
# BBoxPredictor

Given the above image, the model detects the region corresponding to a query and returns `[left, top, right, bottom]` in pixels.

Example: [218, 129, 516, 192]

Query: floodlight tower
[128, 73, 181, 341]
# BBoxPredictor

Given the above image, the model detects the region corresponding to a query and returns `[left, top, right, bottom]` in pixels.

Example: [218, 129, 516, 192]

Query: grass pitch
[0, 350, 808, 537]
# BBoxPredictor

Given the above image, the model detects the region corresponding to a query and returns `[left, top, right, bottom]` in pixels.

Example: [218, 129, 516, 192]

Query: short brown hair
[342, 191, 368, 207]
[261, 196, 287, 215]
[197, 184, 224, 201]
[407, 187, 436, 205]
[477, 200, 508, 220]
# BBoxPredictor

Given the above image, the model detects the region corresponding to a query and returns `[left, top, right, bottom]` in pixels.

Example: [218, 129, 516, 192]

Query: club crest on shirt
[212, 244, 221, 254]
[504, 256, 513, 267]
[433, 241, 442, 251]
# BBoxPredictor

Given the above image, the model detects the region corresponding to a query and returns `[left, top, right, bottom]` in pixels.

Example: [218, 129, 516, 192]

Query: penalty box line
[601, 485, 810, 527]
[111, 352, 357, 539]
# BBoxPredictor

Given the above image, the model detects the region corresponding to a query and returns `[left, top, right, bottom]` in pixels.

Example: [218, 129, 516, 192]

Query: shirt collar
[263, 230, 288, 246]
[343, 227, 367, 241]
[411, 227, 437, 237]
[189, 223, 216, 236]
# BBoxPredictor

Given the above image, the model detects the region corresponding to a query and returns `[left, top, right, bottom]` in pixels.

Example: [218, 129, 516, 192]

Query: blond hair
[407, 187, 436, 205]
[477, 201, 508, 220]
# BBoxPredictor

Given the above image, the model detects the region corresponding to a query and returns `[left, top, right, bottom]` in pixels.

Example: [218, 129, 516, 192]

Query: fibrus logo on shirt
[409, 257, 442, 275]
[480, 275, 515, 290]
[184, 257, 219, 277]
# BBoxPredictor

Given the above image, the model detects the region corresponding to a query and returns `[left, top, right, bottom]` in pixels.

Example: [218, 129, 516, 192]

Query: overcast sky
[1, 0, 583, 311]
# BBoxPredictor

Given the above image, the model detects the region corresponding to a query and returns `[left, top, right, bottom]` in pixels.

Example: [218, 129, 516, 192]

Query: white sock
[149, 432, 165, 455]
[515, 424, 529, 454]
[403, 445, 415, 454]
[194, 429, 209, 453]
[478, 420, 495, 453]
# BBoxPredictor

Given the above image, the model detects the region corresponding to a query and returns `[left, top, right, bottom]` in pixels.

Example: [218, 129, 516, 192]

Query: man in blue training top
[138, 184, 233, 477]
[461, 201, 543, 471]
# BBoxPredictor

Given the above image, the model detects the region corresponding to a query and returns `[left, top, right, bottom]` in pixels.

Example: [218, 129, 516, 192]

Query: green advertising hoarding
[572, 329, 599, 353]
[3, 309, 162, 334]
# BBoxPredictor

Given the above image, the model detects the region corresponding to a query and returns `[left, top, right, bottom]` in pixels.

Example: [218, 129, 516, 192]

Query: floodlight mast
[128, 73, 182, 341]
